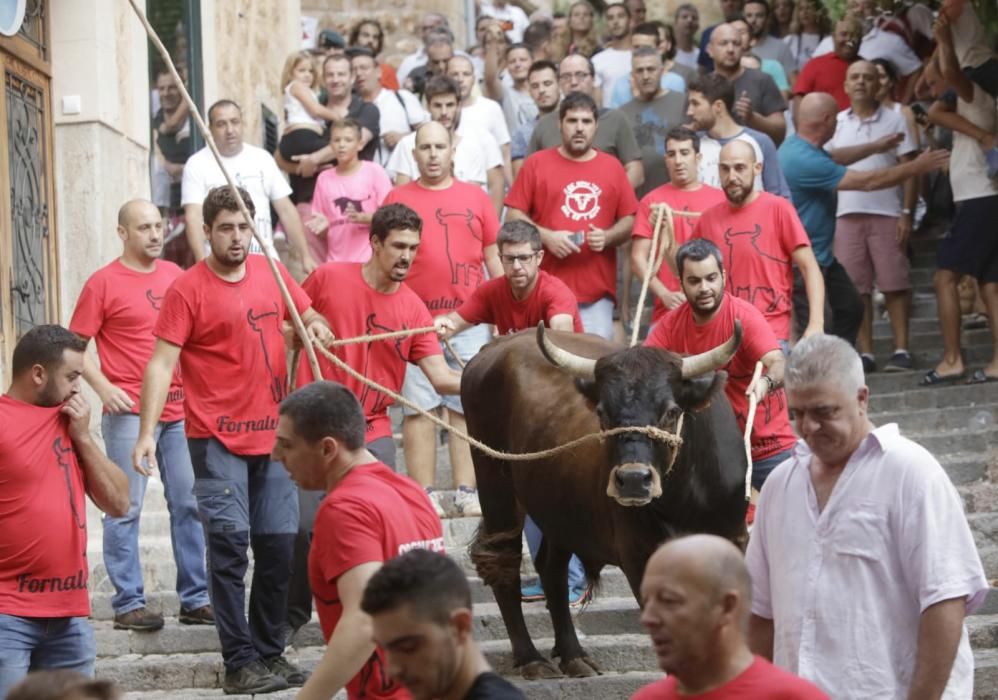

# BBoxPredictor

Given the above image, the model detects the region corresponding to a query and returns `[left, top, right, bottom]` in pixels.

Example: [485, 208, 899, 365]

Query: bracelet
[901, 208, 912, 215]
[763, 374, 777, 392]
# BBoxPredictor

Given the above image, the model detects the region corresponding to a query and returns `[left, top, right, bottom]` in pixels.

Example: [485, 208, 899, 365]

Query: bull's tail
[469, 525, 523, 589]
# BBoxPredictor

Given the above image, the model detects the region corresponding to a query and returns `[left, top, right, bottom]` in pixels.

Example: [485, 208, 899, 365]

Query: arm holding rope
[434, 312, 471, 340]
[418, 355, 462, 395]
[134, 339, 181, 475]
[746, 348, 785, 404]
[631, 238, 684, 311]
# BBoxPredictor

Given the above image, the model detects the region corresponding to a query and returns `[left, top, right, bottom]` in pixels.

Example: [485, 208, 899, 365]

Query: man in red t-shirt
[634, 534, 829, 700]
[0, 326, 128, 696]
[694, 140, 825, 347]
[69, 198, 210, 633]
[134, 186, 334, 695]
[383, 121, 503, 518]
[791, 17, 862, 115]
[506, 91, 639, 341]
[273, 381, 444, 700]
[632, 126, 727, 325]
[644, 239, 797, 488]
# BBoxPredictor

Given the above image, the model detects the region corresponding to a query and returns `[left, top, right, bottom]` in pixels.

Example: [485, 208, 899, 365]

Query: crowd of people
[2, 0, 997, 698]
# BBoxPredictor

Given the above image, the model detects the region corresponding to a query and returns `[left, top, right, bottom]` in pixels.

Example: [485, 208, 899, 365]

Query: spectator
[273, 382, 445, 700]
[150, 68, 192, 228]
[694, 140, 825, 348]
[828, 61, 918, 373]
[507, 91, 639, 340]
[511, 59, 561, 175]
[182, 100, 317, 274]
[68, 199, 210, 634]
[686, 74, 791, 199]
[618, 47, 688, 196]
[811, 15, 922, 90]
[527, 54, 644, 189]
[523, 18, 556, 62]
[362, 550, 526, 700]
[136, 186, 333, 695]
[447, 55, 513, 182]
[635, 535, 829, 700]
[608, 22, 691, 108]
[563, 0, 600, 58]
[383, 122, 503, 518]
[632, 126, 727, 323]
[747, 334, 988, 698]
[729, 18, 791, 99]
[349, 18, 399, 90]
[645, 239, 798, 489]
[939, 0, 998, 99]
[743, 0, 797, 81]
[482, 29, 538, 134]
[397, 12, 450, 85]
[876, 0, 936, 61]
[783, 0, 831, 73]
[673, 4, 701, 68]
[792, 16, 862, 116]
[592, 2, 633, 108]
[872, 58, 921, 151]
[480, 0, 530, 43]
[709, 23, 787, 144]
[405, 28, 456, 99]
[350, 47, 427, 168]
[779, 92, 947, 346]
[770, 0, 794, 38]
[307, 119, 393, 264]
[627, 0, 647, 30]
[0, 326, 128, 697]
[697, 0, 746, 73]
[922, 19, 998, 386]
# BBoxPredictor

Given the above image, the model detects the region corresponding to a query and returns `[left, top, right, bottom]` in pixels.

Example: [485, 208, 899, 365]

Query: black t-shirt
[319, 94, 380, 162]
[463, 672, 525, 700]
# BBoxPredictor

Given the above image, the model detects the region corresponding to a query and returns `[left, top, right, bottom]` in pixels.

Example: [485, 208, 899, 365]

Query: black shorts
[278, 127, 327, 161]
[937, 194, 998, 283]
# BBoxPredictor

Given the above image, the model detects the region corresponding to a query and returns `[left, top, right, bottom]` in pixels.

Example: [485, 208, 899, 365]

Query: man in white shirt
[479, 0, 529, 43]
[446, 55, 512, 182]
[592, 2, 633, 108]
[396, 12, 449, 86]
[746, 333, 988, 699]
[181, 100, 315, 273]
[673, 4, 701, 68]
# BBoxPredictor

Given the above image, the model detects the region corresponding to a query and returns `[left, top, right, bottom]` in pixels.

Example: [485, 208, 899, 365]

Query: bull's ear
[574, 377, 600, 410]
[674, 371, 728, 412]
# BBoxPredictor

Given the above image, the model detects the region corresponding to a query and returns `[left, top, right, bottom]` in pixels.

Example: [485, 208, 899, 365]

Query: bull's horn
[680, 320, 743, 379]
[536, 322, 596, 380]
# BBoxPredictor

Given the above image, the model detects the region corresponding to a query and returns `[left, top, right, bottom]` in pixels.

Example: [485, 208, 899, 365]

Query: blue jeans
[101, 414, 209, 615]
[0, 615, 94, 698]
[524, 516, 587, 590]
[578, 296, 615, 340]
[752, 447, 795, 492]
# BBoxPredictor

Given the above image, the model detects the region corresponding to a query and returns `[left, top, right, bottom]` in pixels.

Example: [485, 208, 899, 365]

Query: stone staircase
[83, 233, 998, 699]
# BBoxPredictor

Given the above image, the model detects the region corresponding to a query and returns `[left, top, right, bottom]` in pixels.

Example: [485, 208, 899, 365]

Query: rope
[325, 325, 466, 369]
[126, 0, 323, 381]
[744, 361, 763, 501]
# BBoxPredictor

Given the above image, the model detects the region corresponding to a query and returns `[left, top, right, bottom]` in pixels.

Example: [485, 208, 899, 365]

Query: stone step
[873, 403, 998, 435]
[871, 316, 942, 336]
[869, 383, 998, 414]
[870, 328, 993, 358]
[904, 426, 998, 456]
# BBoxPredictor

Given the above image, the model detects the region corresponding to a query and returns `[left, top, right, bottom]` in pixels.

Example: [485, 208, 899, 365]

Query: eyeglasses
[559, 71, 592, 81]
[500, 252, 540, 266]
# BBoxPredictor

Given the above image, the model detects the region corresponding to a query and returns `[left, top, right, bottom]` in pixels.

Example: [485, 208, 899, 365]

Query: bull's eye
[659, 405, 681, 427]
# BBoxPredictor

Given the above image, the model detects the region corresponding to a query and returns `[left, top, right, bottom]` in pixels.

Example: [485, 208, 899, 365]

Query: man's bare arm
[273, 196, 319, 276]
[81, 345, 135, 415]
[419, 354, 463, 395]
[133, 340, 181, 474]
[791, 245, 825, 337]
[62, 393, 129, 517]
[748, 614, 775, 660]
[487, 166, 505, 216]
[908, 597, 966, 700]
[625, 160, 645, 190]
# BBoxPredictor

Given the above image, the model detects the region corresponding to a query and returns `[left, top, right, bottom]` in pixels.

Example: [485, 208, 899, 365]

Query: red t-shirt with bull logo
[310, 462, 444, 700]
[505, 147, 639, 304]
[154, 256, 311, 455]
[296, 263, 441, 441]
[0, 396, 90, 617]
[456, 270, 584, 335]
[69, 259, 186, 422]
[633, 183, 727, 322]
[693, 192, 811, 342]
[382, 180, 499, 317]
[644, 294, 797, 462]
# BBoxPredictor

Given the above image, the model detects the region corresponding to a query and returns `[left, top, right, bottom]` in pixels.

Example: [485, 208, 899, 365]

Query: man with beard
[592, 2, 633, 108]
[792, 16, 862, 112]
[362, 550, 525, 700]
[135, 186, 333, 695]
[743, 0, 797, 82]
[511, 60, 561, 176]
[0, 326, 128, 697]
[694, 140, 825, 350]
[644, 239, 797, 490]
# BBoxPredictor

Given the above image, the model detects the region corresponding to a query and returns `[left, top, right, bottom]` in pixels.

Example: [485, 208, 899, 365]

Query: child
[308, 118, 393, 263]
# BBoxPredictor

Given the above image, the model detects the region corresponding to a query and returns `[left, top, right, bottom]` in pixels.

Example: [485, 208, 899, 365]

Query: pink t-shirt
[312, 161, 393, 263]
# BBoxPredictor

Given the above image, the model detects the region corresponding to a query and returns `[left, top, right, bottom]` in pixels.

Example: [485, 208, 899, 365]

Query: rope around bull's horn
[743, 361, 763, 501]
[126, 0, 323, 381]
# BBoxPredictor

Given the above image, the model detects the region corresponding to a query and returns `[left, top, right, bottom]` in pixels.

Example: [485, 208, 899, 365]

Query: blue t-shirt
[778, 134, 846, 266]
[608, 71, 686, 109]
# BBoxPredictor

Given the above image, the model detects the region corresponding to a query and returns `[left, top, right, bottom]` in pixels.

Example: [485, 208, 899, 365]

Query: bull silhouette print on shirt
[333, 195, 370, 215]
[435, 209, 484, 288]
[723, 225, 790, 313]
[357, 313, 407, 426]
[247, 304, 287, 404]
[145, 289, 163, 311]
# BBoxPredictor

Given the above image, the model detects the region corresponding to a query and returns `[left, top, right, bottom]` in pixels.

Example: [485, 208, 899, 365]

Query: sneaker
[521, 581, 546, 602]
[178, 605, 214, 625]
[454, 486, 482, 517]
[263, 655, 310, 687]
[884, 350, 913, 373]
[426, 488, 446, 518]
[113, 607, 164, 632]
[569, 583, 593, 608]
[223, 659, 289, 695]
[861, 354, 876, 374]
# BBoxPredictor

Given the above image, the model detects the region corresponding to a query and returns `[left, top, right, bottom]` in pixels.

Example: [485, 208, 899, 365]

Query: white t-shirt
[284, 84, 325, 128]
[951, 85, 998, 203]
[592, 47, 633, 109]
[385, 122, 503, 189]
[813, 26, 921, 76]
[181, 144, 292, 257]
[480, 1, 530, 43]
[371, 88, 428, 166]
[461, 96, 511, 148]
[396, 48, 427, 87]
[828, 105, 916, 217]
[699, 132, 766, 193]
[675, 47, 700, 68]
[951, 0, 996, 70]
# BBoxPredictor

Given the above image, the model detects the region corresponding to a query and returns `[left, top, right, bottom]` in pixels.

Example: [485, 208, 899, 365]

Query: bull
[463, 322, 748, 679]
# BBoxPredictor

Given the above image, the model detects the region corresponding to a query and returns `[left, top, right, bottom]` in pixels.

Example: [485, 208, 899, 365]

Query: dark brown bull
[463, 323, 747, 679]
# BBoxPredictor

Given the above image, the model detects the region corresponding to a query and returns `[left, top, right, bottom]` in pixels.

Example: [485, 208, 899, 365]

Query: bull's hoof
[559, 655, 602, 677]
[520, 660, 564, 680]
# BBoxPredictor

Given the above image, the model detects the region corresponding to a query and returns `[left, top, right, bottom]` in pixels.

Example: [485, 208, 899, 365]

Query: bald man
[69, 199, 211, 631]
[778, 92, 948, 344]
[446, 54, 513, 183]
[633, 535, 828, 699]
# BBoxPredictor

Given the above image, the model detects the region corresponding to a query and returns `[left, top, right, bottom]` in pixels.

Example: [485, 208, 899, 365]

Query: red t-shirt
[792, 53, 851, 110]
[631, 656, 829, 699]
[694, 192, 811, 342]
[310, 462, 444, 700]
[382, 180, 499, 316]
[505, 148, 639, 304]
[644, 295, 796, 461]
[154, 256, 311, 455]
[297, 263, 441, 441]
[634, 183, 727, 322]
[456, 270, 584, 335]
[69, 259, 186, 422]
[0, 396, 90, 617]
